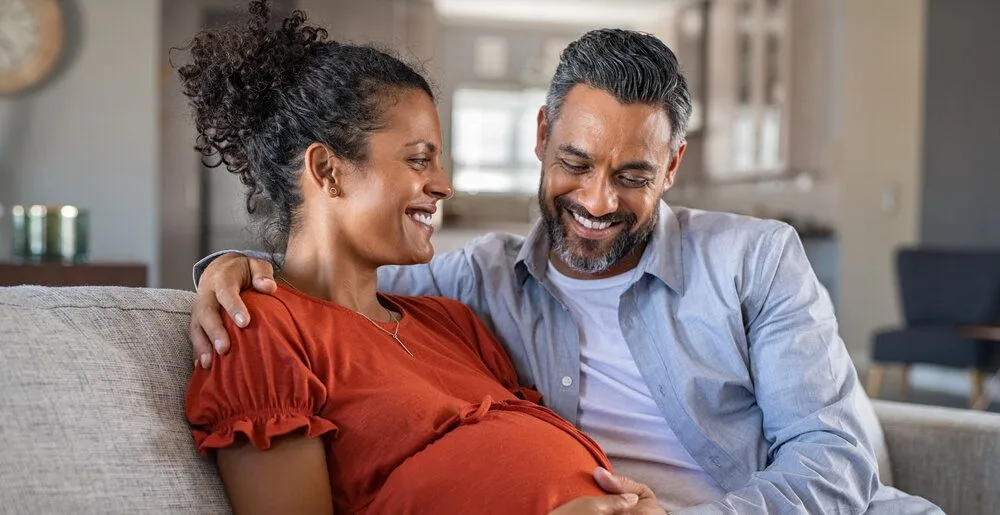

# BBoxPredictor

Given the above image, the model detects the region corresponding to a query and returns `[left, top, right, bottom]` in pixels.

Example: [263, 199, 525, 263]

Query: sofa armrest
[874, 400, 1000, 514]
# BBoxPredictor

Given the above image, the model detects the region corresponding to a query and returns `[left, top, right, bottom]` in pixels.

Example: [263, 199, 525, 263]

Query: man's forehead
[550, 86, 674, 158]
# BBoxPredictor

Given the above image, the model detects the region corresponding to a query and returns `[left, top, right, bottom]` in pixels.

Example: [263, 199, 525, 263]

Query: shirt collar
[514, 200, 685, 294]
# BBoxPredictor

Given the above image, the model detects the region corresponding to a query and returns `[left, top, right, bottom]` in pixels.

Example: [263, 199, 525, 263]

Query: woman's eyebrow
[404, 140, 438, 153]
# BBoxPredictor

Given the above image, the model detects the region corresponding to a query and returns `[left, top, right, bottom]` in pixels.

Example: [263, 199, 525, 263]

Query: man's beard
[539, 188, 657, 274]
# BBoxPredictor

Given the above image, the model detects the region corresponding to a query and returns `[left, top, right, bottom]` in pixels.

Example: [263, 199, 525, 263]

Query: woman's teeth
[409, 212, 433, 226]
[572, 212, 611, 230]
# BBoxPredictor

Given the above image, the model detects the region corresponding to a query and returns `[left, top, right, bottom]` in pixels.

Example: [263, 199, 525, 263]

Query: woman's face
[333, 89, 452, 267]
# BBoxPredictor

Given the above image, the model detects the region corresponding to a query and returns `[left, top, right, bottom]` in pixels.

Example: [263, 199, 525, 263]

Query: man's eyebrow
[614, 160, 657, 174]
[557, 144, 592, 160]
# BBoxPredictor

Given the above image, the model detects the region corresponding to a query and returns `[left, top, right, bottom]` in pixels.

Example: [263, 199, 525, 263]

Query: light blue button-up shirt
[197, 201, 940, 514]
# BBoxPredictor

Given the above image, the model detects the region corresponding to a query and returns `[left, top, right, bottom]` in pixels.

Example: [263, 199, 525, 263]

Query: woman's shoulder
[237, 289, 302, 325]
[240, 288, 291, 309]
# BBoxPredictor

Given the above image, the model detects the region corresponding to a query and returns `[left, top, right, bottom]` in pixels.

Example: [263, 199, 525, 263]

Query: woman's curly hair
[177, 0, 433, 256]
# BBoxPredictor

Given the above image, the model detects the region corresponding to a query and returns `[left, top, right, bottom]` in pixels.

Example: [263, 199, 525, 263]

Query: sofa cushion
[0, 286, 230, 514]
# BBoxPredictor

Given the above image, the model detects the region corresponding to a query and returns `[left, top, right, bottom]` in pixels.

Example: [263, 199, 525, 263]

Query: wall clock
[0, 0, 64, 95]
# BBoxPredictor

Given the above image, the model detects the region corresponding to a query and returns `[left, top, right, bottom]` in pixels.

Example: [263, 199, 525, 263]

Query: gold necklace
[277, 275, 415, 358]
[353, 308, 415, 358]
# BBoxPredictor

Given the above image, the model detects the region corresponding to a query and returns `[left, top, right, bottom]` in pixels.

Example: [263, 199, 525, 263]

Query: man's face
[535, 85, 686, 278]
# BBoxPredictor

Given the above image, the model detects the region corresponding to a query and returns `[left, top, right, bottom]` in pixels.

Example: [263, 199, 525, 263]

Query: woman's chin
[391, 242, 434, 266]
[406, 233, 435, 263]
[411, 245, 434, 264]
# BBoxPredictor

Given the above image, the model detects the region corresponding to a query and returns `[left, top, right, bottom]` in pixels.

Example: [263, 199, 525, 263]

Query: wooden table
[0, 261, 147, 287]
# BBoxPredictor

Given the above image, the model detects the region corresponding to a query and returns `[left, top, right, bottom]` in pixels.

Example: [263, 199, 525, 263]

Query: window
[451, 88, 547, 195]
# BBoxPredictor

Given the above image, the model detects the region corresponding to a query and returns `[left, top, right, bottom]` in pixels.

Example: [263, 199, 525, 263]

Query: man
[189, 29, 939, 514]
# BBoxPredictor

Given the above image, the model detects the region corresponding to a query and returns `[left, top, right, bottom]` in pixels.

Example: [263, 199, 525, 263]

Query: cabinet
[705, 0, 790, 181]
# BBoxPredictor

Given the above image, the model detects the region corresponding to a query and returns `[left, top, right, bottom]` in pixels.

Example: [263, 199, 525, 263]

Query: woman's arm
[217, 434, 334, 515]
[186, 292, 338, 513]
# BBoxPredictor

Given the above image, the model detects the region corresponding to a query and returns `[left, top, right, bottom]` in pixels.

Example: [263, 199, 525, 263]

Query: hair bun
[177, 0, 328, 185]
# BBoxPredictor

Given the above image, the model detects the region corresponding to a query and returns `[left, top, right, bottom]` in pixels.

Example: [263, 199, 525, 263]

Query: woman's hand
[190, 253, 276, 368]
[548, 468, 666, 515]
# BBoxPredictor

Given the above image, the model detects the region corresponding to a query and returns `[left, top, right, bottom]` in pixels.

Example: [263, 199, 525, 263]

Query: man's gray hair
[545, 28, 692, 152]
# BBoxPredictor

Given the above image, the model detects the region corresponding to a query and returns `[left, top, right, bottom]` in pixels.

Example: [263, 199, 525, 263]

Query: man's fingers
[594, 467, 655, 499]
[594, 467, 621, 493]
[217, 284, 250, 330]
[195, 287, 232, 358]
[189, 252, 258, 366]
[249, 259, 277, 293]
[548, 494, 639, 515]
[609, 493, 640, 511]
[188, 315, 214, 369]
[585, 494, 639, 514]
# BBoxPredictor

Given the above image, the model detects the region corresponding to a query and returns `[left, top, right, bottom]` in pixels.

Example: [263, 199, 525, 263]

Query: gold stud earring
[329, 185, 340, 197]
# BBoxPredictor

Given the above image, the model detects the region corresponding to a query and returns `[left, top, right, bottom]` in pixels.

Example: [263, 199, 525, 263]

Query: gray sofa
[1, 286, 998, 514]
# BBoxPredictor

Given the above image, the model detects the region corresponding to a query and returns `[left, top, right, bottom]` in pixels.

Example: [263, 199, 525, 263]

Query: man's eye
[619, 176, 650, 188]
[560, 160, 588, 173]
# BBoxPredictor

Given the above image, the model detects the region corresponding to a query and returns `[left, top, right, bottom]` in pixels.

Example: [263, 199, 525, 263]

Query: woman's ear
[303, 143, 342, 196]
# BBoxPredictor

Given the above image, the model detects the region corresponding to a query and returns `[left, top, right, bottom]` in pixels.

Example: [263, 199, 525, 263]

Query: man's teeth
[572, 212, 611, 230]
[409, 212, 433, 226]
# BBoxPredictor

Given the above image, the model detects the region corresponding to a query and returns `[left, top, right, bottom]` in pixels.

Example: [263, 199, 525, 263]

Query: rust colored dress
[186, 284, 611, 514]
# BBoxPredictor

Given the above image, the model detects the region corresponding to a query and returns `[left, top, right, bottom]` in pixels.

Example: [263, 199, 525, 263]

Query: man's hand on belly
[548, 492, 639, 515]
[593, 467, 666, 514]
[547, 468, 666, 515]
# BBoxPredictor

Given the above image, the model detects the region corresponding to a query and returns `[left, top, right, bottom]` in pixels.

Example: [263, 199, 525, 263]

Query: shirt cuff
[191, 249, 275, 289]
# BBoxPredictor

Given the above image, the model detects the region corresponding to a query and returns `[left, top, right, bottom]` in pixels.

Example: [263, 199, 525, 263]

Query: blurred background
[0, 0, 998, 410]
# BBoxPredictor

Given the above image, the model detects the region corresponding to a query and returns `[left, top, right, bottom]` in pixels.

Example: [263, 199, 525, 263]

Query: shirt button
[561, 376, 573, 387]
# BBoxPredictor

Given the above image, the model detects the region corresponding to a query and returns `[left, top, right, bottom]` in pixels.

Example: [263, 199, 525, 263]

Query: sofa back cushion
[0, 286, 230, 514]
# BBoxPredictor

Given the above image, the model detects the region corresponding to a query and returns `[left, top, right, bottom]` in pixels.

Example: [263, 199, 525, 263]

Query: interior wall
[919, 0, 1000, 249]
[0, 0, 161, 285]
[159, 0, 205, 290]
[835, 0, 927, 361]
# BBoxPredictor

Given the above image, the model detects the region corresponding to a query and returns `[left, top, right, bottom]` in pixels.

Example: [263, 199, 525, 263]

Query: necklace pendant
[392, 335, 416, 358]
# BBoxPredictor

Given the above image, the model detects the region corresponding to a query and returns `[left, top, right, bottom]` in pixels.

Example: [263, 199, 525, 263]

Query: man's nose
[576, 175, 618, 218]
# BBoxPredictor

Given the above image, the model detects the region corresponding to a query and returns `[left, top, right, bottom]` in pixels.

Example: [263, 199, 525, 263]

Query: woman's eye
[409, 158, 430, 169]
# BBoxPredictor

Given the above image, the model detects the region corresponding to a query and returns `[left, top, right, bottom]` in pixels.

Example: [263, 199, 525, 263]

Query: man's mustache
[553, 196, 636, 226]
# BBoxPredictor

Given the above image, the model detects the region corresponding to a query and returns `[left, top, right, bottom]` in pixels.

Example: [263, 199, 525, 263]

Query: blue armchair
[869, 248, 1000, 406]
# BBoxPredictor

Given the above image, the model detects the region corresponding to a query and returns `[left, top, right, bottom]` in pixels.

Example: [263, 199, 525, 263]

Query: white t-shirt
[546, 263, 727, 511]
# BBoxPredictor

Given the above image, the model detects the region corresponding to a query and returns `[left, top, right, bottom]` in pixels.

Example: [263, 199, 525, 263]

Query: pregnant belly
[363, 398, 610, 515]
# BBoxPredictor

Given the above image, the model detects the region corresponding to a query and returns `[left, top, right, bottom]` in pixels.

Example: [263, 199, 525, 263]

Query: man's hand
[190, 253, 276, 368]
[593, 467, 666, 514]
[548, 492, 639, 515]
[548, 468, 665, 515]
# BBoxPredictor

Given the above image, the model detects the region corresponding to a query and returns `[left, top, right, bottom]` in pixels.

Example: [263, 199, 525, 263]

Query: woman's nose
[426, 163, 454, 200]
